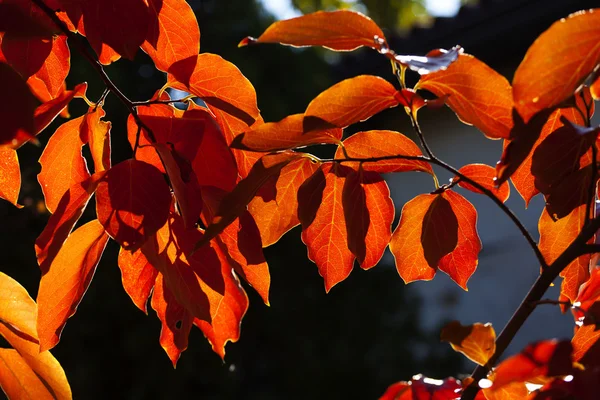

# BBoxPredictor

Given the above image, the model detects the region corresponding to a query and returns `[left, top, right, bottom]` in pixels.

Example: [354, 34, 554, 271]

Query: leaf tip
[238, 36, 256, 47]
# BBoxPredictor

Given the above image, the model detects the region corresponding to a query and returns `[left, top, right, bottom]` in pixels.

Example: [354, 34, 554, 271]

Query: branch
[31, 0, 157, 143]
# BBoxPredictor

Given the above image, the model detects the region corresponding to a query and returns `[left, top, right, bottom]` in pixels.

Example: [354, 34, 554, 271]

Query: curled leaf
[440, 321, 496, 366]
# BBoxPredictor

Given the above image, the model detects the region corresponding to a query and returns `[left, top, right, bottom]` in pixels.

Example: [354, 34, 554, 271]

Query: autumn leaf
[390, 190, 480, 289]
[0, 146, 21, 207]
[572, 325, 600, 366]
[167, 53, 259, 125]
[512, 9, 600, 122]
[96, 159, 172, 250]
[544, 166, 592, 220]
[379, 381, 411, 400]
[142, 0, 200, 74]
[36, 220, 109, 351]
[32, 82, 88, 138]
[539, 205, 590, 305]
[304, 75, 401, 130]
[230, 113, 343, 152]
[440, 321, 496, 366]
[573, 268, 600, 328]
[194, 152, 304, 252]
[38, 116, 90, 213]
[491, 340, 573, 390]
[117, 247, 158, 314]
[0, 62, 36, 146]
[417, 54, 513, 140]
[333, 130, 433, 175]
[248, 157, 321, 246]
[455, 164, 510, 203]
[395, 46, 463, 75]
[81, 105, 111, 173]
[0, 272, 72, 400]
[239, 10, 387, 52]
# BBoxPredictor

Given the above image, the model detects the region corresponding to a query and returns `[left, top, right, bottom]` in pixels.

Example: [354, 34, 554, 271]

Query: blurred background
[1, 0, 598, 398]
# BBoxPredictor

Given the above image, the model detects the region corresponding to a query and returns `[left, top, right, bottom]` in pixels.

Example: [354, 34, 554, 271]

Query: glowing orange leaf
[456, 164, 510, 203]
[117, 247, 158, 314]
[440, 321, 496, 366]
[239, 10, 386, 52]
[0, 146, 20, 207]
[80, 105, 111, 173]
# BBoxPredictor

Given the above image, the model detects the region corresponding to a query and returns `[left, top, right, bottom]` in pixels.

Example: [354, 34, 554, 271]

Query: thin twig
[131, 95, 196, 106]
[586, 143, 598, 224]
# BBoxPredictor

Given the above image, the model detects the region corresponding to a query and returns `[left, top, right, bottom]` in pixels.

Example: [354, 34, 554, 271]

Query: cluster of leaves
[1, 0, 600, 399]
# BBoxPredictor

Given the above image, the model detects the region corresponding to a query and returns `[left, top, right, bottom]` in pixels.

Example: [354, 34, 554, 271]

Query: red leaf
[194, 152, 304, 252]
[379, 381, 412, 400]
[38, 116, 90, 213]
[81, 0, 149, 63]
[240, 10, 387, 52]
[36, 220, 109, 351]
[81, 105, 111, 173]
[572, 325, 600, 366]
[36, 173, 102, 275]
[32, 82, 87, 138]
[118, 247, 158, 314]
[230, 113, 343, 152]
[0, 62, 36, 146]
[390, 190, 480, 289]
[544, 166, 592, 220]
[539, 205, 590, 305]
[492, 340, 573, 390]
[142, 0, 200, 73]
[456, 164, 510, 203]
[512, 9, 600, 122]
[573, 268, 600, 328]
[150, 273, 193, 367]
[304, 75, 400, 130]
[248, 157, 320, 246]
[334, 130, 433, 174]
[96, 159, 172, 250]
[440, 321, 496, 366]
[0, 146, 20, 206]
[342, 169, 394, 270]
[417, 54, 513, 139]
[167, 53, 259, 125]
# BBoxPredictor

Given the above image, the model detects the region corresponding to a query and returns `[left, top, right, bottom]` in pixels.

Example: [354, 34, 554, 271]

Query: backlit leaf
[512, 9, 600, 122]
[239, 10, 386, 52]
[572, 325, 600, 365]
[334, 130, 433, 174]
[248, 157, 320, 246]
[440, 321, 496, 366]
[0, 146, 20, 206]
[379, 381, 412, 400]
[0, 62, 36, 146]
[573, 268, 600, 328]
[118, 248, 158, 314]
[36, 220, 109, 351]
[31, 83, 88, 138]
[539, 205, 590, 305]
[38, 116, 90, 213]
[36, 173, 102, 275]
[483, 380, 530, 400]
[230, 113, 343, 152]
[142, 0, 200, 73]
[81, 105, 111, 173]
[0, 271, 37, 342]
[0, 348, 56, 400]
[417, 54, 513, 139]
[492, 340, 573, 390]
[455, 164, 510, 203]
[96, 159, 171, 250]
[167, 53, 259, 126]
[304, 75, 400, 130]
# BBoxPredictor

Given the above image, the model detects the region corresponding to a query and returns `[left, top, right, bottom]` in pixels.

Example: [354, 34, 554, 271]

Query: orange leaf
[539, 205, 590, 305]
[25, 35, 70, 103]
[230, 113, 343, 152]
[194, 152, 304, 252]
[573, 268, 600, 328]
[592, 73, 600, 100]
[440, 321, 496, 366]
[334, 130, 433, 174]
[32, 82, 88, 138]
[248, 157, 320, 246]
[0, 146, 20, 206]
[509, 94, 589, 205]
[36, 173, 102, 274]
[239, 10, 386, 52]
[0, 62, 36, 146]
[36, 220, 109, 351]
[379, 381, 412, 400]
[142, 0, 200, 73]
[81, 0, 149, 63]
[0, 348, 57, 400]
[342, 169, 394, 270]
[391, 190, 480, 289]
[167, 53, 259, 125]
[572, 325, 600, 365]
[482, 381, 530, 400]
[0, 272, 72, 400]
[80, 105, 111, 173]
[512, 9, 600, 122]
[304, 75, 400, 130]
[150, 273, 193, 366]
[96, 159, 172, 250]
[492, 340, 573, 390]
[417, 54, 513, 140]
[117, 247, 158, 314]
[38, 116, 90, 213]
[456, 164, 509, 203]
